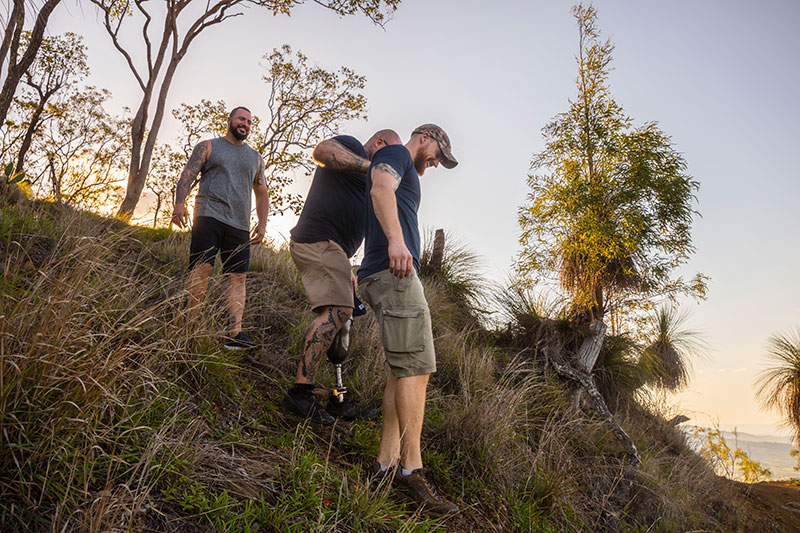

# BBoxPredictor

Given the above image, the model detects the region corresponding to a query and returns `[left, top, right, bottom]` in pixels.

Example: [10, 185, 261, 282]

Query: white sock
[380, 464, 389, 472]
[401, 467, 414, 476]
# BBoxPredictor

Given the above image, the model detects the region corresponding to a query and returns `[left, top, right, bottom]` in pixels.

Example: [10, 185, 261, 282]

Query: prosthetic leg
[327, 318, 351, 405]
[324, 291, 379, 420]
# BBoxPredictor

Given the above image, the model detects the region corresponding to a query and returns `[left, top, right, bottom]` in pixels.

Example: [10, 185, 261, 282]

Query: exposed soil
[731, 479, 800, 532]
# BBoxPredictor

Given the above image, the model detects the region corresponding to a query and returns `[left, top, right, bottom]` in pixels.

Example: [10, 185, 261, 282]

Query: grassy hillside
[1, 194, 745, 532]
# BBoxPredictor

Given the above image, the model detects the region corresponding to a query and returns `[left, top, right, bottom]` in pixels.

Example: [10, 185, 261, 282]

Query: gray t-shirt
[194, 137, 261, 231]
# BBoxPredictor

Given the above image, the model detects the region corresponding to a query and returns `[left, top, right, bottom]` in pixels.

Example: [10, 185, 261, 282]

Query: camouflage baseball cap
[412, 123, 458, 169]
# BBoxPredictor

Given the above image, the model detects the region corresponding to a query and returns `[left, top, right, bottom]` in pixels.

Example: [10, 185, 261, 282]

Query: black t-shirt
[290, 135, 367, 258]
[358, 144, 421, 280]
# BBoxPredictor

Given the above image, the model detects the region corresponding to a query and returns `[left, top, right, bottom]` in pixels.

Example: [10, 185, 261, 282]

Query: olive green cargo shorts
[358, 269, 436, 378]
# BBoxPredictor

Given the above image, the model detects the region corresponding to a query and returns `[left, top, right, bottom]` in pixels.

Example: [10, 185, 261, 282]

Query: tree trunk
[0, 0, 61, 126]
[429, 228, 445, 276]
[15, 94, 49, 173]
[0, 0, 24, 71]
[117, 52, 183, 219]
[116, 96, 151, 218]
[540, 319, 641, 503]
[152, 196, 161, 228]
[576, 319, 607, 372]
[48, 155, 61, 204]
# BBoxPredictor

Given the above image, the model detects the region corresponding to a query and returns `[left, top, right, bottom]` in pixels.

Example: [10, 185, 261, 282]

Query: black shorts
[189, 216, 250, 274]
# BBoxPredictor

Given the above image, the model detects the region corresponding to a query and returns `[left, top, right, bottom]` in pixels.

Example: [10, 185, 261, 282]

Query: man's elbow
[312, 141, 332, 167]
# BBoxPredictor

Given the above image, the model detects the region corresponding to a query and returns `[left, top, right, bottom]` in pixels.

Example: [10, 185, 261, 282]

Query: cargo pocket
[381, 307, 426, 353]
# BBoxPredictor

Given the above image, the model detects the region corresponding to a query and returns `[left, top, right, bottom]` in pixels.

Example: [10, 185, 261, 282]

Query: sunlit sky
[46, 0, 800, 438]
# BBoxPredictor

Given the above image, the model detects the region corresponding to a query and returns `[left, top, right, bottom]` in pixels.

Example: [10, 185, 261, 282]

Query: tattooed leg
[294, 305, 352, 385]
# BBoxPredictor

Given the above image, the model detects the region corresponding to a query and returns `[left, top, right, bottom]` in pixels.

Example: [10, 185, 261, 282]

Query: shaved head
[364, 129, 402, 159]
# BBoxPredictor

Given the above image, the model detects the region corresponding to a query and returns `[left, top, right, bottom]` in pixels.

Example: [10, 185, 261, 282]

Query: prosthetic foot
[327, 318, 351, 405]
[325, 314, 380, 421]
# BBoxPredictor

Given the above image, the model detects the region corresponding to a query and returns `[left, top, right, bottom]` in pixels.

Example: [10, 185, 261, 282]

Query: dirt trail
[731, 479, 800, 532]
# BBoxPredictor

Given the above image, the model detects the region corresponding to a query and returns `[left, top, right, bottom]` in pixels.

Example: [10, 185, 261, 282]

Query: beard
[413, 152, 427, 176]
[230, 125, 248, 141]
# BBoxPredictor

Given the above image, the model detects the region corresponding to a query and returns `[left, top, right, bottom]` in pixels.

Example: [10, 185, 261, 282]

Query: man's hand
[172, 202, 189, 228]
[388, 239, 413, 278]
[250, 224, 266, 245]
[351, 271, 358, 291]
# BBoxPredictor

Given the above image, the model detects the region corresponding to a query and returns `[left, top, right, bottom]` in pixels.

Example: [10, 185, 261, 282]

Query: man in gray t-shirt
[171, 106, 269, 349]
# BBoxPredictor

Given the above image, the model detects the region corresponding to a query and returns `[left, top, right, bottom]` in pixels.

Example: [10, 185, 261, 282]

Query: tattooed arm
[312, 138, 370, 174]
[171, 140, 211, 228]
[370, 162, 412, 278]
[251, 156, 270, 244]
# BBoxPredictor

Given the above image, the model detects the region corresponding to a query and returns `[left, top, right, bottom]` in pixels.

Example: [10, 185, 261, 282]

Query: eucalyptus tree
[146, 45, 368, 226]
[87, 0, 400, 218]
[34, 87, 128, 209]
[14, 32, 88, 173]
[251, 45, 368, 215]
[0, 0, 63, 127]
[516, 4, 706, 323]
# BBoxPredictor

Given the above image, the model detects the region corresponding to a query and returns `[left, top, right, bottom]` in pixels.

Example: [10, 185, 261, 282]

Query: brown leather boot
[396, 468, 458, 518]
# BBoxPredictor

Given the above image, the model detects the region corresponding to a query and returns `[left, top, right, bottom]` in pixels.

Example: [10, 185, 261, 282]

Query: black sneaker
[326, 394, 380, 421]
[396, 468, 458, 518]
[282, 389, 335, 425]
[223, 331, 256, 350]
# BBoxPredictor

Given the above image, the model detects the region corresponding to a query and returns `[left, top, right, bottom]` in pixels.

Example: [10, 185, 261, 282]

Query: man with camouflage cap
[357, 123, 459, 517]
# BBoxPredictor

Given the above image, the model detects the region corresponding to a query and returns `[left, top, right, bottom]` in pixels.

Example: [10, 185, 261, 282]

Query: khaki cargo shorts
[290, 240, 353, 312]
[358, 269, 436, 378]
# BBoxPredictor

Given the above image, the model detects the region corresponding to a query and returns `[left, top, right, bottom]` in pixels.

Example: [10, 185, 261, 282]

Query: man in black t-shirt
[283, 129, 402, 425]
[358, 124, 459, 517]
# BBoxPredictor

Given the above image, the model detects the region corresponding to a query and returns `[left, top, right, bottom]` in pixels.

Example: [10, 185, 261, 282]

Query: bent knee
[332, 305, 353, 322]
[316, 305, 352, 326]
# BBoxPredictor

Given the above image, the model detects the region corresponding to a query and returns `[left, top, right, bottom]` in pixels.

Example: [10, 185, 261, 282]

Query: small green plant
[508, 494, 557, 533]
[3, 162, 26, 184]
[342, 421, 381, 461]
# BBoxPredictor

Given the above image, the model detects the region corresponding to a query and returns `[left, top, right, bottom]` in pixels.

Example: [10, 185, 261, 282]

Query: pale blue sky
[48, 1, 800, 437]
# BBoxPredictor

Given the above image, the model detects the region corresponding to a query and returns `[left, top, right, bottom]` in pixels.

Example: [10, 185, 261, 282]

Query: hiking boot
[223, 331, 256, 350]
[396, 468, 458, 518]
[326, 394, 380, 421]
[282, 389, 335, 425]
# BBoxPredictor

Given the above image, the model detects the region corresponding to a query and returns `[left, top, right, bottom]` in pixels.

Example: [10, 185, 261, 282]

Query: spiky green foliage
[418, 229, 487, 331]
[594, 334, 648, 408]
[640, 305, 706, 391]
[755, 326, 800, 444]
[493, 282, 570, 343]
[516, 4, 706, 320]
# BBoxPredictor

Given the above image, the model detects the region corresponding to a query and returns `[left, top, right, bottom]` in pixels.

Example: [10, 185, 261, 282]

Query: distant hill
[686, 426, 797, 479]
[722, 430, 797, 479]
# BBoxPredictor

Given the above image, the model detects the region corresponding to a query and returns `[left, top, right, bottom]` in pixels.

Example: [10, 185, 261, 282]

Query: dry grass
[0, 198, 745, 531]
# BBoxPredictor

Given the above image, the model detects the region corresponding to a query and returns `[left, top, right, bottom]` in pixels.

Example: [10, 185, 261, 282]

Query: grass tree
[516, 3, 706, 323]
[639, 305, 706, 392]
[755, 326, 800, 444]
